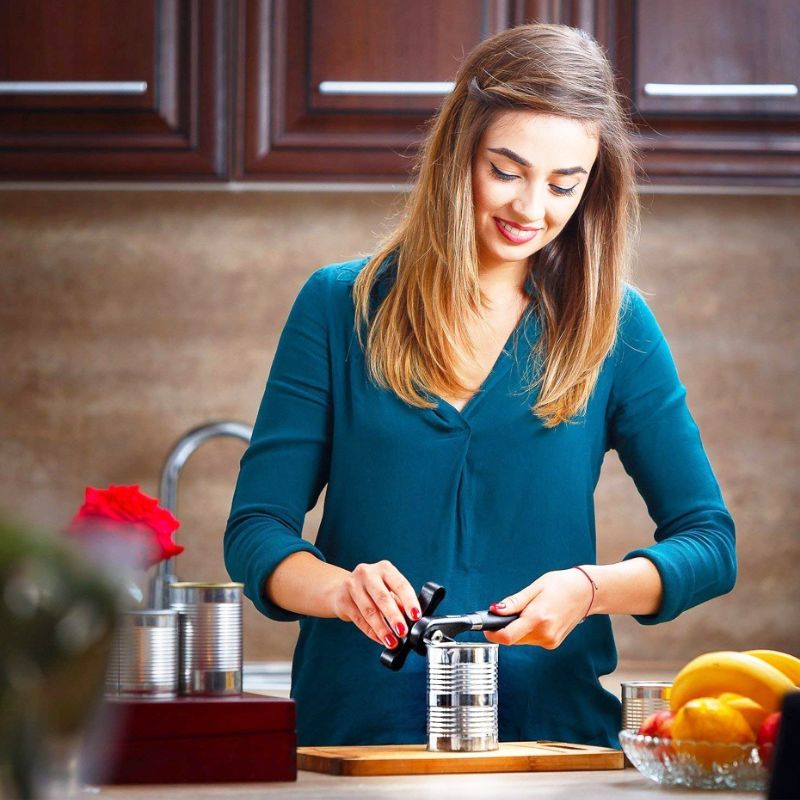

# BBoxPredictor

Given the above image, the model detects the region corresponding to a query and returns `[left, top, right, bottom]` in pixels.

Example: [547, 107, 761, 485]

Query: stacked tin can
[105, 581, 243, 699]
[169, 582, 243, 695]
[105, 610, 179, 698]
[427, 640, 499, 751]
[620, 680, 672, 732]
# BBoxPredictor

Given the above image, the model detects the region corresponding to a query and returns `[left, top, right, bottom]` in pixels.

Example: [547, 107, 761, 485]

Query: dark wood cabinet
[612, 0, 800, 186]
[631, 0, 799, 118]
[238, 0, 800, 185]
[236, 0, 514, 179]
[236, 0, 614, 180]
[0, 0, 231, 179]
[1, 0, 798, 186]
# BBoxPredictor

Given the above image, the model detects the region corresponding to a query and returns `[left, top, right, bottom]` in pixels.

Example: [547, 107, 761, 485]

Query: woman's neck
[478, 261, 530, 309]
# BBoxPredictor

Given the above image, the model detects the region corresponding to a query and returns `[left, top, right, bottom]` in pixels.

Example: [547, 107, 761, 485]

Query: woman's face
[471, 110, 600, 277]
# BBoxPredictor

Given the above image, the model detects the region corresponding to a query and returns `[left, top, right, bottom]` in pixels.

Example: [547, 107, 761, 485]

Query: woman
[224, 23, 736, 748]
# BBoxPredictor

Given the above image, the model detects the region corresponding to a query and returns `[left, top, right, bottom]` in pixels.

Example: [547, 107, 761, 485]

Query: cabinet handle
[643, 83, 797, 98]
[318, 80, 453, 96]
[0, 81, 148, 95]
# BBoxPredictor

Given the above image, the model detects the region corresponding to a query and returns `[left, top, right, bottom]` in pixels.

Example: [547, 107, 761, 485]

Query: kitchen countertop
[87, 662, 762, 798]
[89, 769, 761, 799]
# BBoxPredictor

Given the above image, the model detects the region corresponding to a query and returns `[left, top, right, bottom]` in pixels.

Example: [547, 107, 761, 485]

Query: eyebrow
[487, 147, 588, 176]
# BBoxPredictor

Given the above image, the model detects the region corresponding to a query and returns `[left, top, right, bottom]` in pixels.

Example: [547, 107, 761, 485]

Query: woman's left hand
[483, 568, 595, 649]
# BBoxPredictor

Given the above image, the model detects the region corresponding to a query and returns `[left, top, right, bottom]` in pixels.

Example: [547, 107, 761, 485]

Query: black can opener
[380, 581, 520, 671]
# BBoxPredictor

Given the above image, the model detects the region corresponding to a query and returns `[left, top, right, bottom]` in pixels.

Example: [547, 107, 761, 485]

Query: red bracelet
[573, 565, 598, 621]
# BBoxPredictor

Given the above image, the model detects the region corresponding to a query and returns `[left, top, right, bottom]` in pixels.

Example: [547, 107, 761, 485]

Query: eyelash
[489, 163, 578, 197]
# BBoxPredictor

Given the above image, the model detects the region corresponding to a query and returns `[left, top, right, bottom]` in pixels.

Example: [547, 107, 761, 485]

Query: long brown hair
[352, 23, 641, 428]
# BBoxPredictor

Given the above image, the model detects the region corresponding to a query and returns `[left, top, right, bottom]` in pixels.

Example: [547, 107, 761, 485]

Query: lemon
[718, 695, 769, 734]
[672, 697, 756, 768]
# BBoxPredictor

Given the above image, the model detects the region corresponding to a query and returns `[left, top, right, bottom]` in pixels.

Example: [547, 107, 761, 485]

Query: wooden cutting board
[297, 741, 624, 776]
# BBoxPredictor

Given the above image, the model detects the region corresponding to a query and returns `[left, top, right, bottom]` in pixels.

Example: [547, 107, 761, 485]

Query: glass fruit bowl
[618, 730, 768, 791]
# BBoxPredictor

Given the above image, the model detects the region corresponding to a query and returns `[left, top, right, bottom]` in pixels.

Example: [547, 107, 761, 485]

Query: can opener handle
[379, 581, 520, 671]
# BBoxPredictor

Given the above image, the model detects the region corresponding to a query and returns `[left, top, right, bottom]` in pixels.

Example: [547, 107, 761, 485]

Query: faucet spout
[149, 420, 252, 608]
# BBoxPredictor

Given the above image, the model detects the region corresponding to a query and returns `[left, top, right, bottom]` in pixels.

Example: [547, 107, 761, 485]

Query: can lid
[620, 680, 672, 687]
[170, 582, 244, 589]
[425, 640, 499, 649]
[119, 608, 178, 618]
[119, 609, 179, 622]
[621, 681, 672, 699]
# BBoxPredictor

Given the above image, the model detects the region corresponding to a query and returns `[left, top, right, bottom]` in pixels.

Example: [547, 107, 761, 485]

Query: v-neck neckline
[432, 300, 537, 424]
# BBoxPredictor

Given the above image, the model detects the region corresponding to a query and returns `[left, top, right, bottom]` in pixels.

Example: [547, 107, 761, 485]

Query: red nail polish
[396, 622, 406, 637]
[410, 608, 421, 621]
[491, 602, 506, 611]
[384, 634, 398, 649]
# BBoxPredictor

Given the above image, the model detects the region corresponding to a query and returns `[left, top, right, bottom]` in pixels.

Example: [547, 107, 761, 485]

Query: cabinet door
[0, 0, 231, 179]
[618, 0, 800, 185]
[237, 0, 515, 180]
[236, 0, 633, 181]
[635, 0, 799, 117]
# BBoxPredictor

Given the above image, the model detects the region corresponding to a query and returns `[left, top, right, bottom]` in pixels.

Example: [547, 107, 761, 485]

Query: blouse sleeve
[223, 268, 332, 621]
[606, 286, 737, 625]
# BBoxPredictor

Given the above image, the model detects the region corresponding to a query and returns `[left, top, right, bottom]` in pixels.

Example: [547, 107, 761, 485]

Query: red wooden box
[82, 693, 296, 784]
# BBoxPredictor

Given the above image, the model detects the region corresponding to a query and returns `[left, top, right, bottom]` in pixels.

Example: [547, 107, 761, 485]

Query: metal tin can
[169, 582, 243, 696]
[105, 609, 179, 699]
[427, 641, 499, 752]
[621, 680, 672, 732]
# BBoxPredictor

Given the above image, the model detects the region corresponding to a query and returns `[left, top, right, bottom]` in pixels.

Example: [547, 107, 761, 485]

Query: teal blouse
[224, 256, 736, 748]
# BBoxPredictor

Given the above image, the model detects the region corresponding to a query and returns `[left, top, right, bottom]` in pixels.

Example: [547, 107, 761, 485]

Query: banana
[669, 651, 795, 714]
[745, 649, 800, 687]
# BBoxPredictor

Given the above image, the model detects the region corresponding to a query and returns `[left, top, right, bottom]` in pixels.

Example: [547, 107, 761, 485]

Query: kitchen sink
[242, 661, 292, 696]
[241, 660, 677, 700]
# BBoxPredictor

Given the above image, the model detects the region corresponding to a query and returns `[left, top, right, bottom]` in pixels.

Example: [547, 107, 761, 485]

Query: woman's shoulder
[611, 283, 667, 368]
[291, 256, 371, 313]
[304, 252, 397, 316]
[618, 283, 664, 337]
[309, 255, 372, 290]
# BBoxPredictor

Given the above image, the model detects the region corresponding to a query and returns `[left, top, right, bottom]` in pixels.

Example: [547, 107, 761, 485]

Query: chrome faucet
[149, 420, 253, 608]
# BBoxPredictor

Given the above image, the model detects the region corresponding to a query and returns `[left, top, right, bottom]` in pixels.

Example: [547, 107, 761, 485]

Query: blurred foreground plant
[0, 516, 119, 799]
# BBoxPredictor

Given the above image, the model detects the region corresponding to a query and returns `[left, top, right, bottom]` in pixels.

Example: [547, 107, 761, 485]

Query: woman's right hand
[330, 560, 421, 649]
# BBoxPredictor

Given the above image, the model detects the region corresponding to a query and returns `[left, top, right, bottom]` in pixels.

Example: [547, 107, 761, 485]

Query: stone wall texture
[1, 189, 798, 664]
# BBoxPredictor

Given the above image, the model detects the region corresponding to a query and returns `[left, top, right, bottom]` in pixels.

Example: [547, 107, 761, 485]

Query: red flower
[69, 485, 183, 568]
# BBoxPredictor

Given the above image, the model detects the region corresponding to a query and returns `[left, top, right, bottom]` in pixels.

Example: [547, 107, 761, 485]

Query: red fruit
[639, 710, 676, 738]
[639, 710, 676, 763]
[757, 711, 781, 769]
